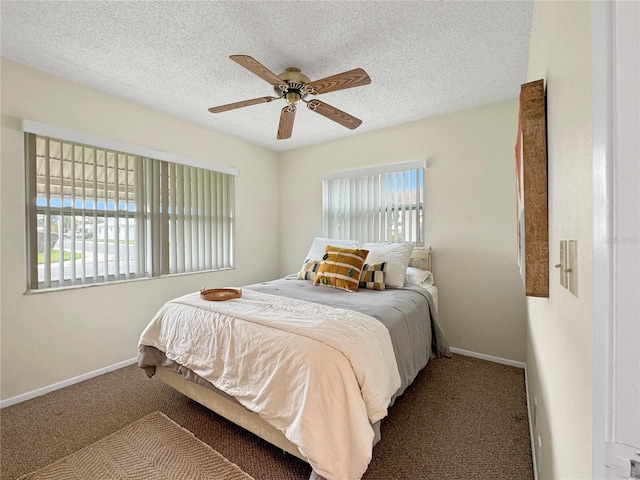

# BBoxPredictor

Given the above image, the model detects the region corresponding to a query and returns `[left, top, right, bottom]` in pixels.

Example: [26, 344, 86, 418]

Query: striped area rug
[18, 411, 254, 480]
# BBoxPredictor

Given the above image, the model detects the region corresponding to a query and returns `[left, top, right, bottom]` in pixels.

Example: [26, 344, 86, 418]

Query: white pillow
[361, 242, 414, 288]
[405, 266, 434, 288]
[299, 237, 359, 273]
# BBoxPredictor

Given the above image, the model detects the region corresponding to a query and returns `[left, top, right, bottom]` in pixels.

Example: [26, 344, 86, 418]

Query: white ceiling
[1, 1, 532, 152]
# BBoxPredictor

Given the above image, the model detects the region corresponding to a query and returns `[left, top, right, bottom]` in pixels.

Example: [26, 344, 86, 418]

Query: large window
[24, 122, 237, 291]
[322, 161, 425, 246]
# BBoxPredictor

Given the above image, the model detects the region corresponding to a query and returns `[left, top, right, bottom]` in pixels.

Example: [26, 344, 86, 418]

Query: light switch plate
[559, 240, 568, 288]
[567, 240, 578, 297]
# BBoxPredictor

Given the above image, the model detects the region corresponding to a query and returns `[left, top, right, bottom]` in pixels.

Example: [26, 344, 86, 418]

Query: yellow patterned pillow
[314, 245, 369, 292]
[359, 262, 387, 290]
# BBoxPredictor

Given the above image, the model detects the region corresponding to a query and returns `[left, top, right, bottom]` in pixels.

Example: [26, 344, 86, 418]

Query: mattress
[425, 284, 439, 312]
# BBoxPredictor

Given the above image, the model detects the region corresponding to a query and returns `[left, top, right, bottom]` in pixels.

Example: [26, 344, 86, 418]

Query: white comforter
[138, 289, 401, 480]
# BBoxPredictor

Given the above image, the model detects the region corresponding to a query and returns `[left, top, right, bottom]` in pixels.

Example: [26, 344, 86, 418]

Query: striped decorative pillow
[314, 245, 369, 292]
[297, 260, 322, 281]
[359, 262, 387, 291]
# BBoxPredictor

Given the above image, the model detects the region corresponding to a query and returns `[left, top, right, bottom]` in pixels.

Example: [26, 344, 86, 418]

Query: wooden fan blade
[306, 99, 362, 130]
[277, 106, 296, 140]
[230, 55, 288, 88]
[306, 68, 371, 95]
[208, 96, 278, 114]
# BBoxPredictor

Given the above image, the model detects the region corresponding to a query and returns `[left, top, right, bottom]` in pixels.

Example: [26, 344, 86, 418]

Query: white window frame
[23, 120, 239, 292]
[321, 160, 426, 246]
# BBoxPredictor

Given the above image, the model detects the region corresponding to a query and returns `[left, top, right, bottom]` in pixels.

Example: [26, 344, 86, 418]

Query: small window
[322, 161, 425, 246]
[25, 127, 236, 291]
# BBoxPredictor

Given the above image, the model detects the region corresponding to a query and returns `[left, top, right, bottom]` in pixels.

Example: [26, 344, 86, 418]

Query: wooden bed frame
[155, 247, 434, 463]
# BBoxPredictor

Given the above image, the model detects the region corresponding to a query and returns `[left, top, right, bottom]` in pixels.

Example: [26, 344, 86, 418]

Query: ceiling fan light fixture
[209, 55, 370, 139]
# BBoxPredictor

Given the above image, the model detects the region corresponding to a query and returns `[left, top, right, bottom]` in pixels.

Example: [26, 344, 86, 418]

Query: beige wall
[0, 59, 281, 400]
[525, 2, 594, 479]
[280, 99, 528, 363]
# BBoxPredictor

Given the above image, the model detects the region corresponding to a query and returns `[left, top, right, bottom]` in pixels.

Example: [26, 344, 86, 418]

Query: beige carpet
[17, 411, 253, 480]
[1, 355, 533, 479]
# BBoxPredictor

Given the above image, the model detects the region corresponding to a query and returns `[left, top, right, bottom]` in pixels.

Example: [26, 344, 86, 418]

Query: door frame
[592, 1, 640, 478]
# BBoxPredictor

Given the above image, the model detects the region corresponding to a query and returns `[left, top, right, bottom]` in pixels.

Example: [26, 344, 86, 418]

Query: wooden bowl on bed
[200, 287, 242, 301]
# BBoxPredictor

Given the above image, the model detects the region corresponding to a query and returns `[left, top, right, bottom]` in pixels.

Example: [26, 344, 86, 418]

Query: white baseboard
[449, 347, 526, 369]
[0, 357, 138, 409]
[524, 366, 539, 480]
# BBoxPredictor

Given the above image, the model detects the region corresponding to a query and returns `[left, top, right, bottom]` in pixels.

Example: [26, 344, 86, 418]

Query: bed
[138, 241, 449, 480]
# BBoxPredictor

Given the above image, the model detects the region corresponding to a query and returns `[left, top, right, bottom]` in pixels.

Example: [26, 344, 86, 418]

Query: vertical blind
[25, 130, 235, 290]
[322, 161, 425, 246]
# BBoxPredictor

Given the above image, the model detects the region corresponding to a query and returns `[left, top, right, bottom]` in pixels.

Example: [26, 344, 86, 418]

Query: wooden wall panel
[520, 79, 549, 297]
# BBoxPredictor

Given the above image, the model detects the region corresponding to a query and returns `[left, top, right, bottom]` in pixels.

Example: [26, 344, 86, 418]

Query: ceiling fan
[208, 55, 371, 140]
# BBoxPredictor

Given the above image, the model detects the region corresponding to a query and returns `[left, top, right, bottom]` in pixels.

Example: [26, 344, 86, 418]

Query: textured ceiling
[1, 1, 532, 152]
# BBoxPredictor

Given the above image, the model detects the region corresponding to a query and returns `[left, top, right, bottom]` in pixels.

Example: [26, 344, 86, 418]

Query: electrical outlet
[536, 435, 543, 478]
[533, 397, 538, 427]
